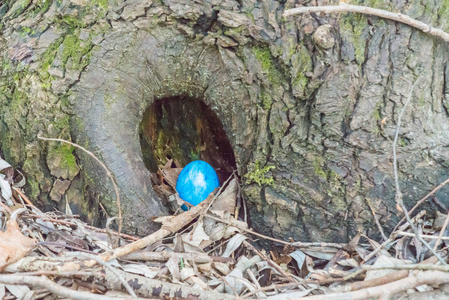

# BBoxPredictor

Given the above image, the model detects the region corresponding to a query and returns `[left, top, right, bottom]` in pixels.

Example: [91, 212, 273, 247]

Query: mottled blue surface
[176, 160, 220, 207]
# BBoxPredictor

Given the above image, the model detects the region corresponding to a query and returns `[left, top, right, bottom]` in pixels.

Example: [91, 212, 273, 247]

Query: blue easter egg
[176, 160, 220, 207]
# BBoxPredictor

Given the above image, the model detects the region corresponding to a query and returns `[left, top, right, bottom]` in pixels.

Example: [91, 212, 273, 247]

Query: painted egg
[176, 160, 220, 207]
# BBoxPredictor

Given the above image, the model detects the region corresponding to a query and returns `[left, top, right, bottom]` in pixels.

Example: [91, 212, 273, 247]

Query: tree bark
[1, 0, 449, 240]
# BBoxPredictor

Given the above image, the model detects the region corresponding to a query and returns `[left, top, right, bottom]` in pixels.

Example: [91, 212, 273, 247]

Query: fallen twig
[398, 231, 449, 240]
[6, 270, 104, 278]
[13, 187, 38, 209]
[95, 193, 215, 263]
[362, 211, 426, 263]
[0, 274, 139, 300]
[403, 177, 449, 223]
[27, 214, 139, 241]
[366, 198, 387, 241]
[292, 270, 449, 300]
[66, 252, 137, 298]
[243, 240, 298, 283]
[38, 136, 122, 248]
[390, 78, 446, 265]
[246, 268, 265, 298]
[283, 3, 449, 42]
[103, 267, 235, 300]
[206, 213, 345, 249]
[122, 251, 233, 264]
[0, 201, 11, 214]
[364, 263, 449, 272]
[392, 78, 421, 210]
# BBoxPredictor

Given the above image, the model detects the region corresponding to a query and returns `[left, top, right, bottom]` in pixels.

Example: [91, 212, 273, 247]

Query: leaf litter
[0, 155, 449, 299]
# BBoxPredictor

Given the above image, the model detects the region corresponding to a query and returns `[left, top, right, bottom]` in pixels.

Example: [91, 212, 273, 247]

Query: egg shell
[176, 160, 220, 206]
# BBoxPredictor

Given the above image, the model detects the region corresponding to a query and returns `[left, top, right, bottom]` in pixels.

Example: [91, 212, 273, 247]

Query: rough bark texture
[1, 0, 449, 240]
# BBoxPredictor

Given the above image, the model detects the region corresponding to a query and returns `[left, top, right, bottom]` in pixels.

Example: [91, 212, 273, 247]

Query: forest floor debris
[1, 155, 449, 299]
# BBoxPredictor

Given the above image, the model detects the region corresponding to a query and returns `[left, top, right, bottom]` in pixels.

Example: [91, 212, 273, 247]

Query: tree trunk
[1, 0, 449, 241]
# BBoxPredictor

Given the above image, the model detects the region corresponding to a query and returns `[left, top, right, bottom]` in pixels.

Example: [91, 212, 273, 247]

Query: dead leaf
[366, 236, 392, 258]
[0, 157, 14, 183]
[344, 232, 361, 252]
[183, 221, 210, 248]
[365, 255, 412, 281]
[0, 219, 35, 271]
[158, 159, 182, 189]
[289, 250, 306, 269]
[22, 290, 35, 300]
[336, 258, 359, 268]
[210, 225, 228, 242]
[302, 250, 336, 260]
[211, 178, 237, 214]
[166, 255, 181, 282]
[305, 255, 315, 272]
[180, 267, 208, 289]
[282, 238, 295, 255]
[6, 285, 30, 299]
[219, 256, 261, 294]
[0, 157, 12, 172]
[324, 250, 350, 271]
[0, 174, 12, 203]
[275, 255, 292, 266]
[45, 230, 89, 253]
[0, 284, 5, 300]
[222, 233, 247, 257]
[432, 211, 447, 230]
[213, 261, 231, 275]
[197, 262, 211, 274]
[173, 234, 185, 253]
[179, 267, 196, 281]
[223, 226, 241, 239]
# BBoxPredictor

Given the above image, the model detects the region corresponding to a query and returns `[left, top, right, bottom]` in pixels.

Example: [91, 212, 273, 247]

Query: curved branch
[38, 136, 122, 248]
[283, 4, 449, 42]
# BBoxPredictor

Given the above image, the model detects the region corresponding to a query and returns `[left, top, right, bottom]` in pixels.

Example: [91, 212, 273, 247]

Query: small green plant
[245, 161, 275, 186]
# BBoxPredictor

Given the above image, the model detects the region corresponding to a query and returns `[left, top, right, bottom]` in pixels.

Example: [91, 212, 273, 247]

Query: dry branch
[342, 255, 441, 290]
[244, 240, 297, 283]
[206, 214, 345, 249]
[398, 231, 449, 240]
[0, 274, 139, 300]
[103, 267, 235, 300]
[296, 270, 449, 300]
[67, 252, 137, 298]
[362, 211, 426, 263]
[122, 251, 233, 264]
[283, 4, 449, 42]
[389, 77, 446, 265]
[96, 194, 215, 263]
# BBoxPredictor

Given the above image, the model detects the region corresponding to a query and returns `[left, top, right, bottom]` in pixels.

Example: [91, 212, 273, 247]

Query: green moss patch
[47, 143, 80, 180]
[252, 46, 284, 86]
[339, 14, 368, 64]
[245, 161, 275, 186]
[61, 33, 93, 71]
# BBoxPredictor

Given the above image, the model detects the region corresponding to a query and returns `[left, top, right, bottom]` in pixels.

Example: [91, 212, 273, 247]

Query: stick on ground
[0, 274, 139, 300]
[96, 194, 215, 263]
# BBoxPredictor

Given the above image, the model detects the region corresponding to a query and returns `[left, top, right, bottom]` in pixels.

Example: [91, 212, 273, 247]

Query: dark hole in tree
[139, 97, 236, 184]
